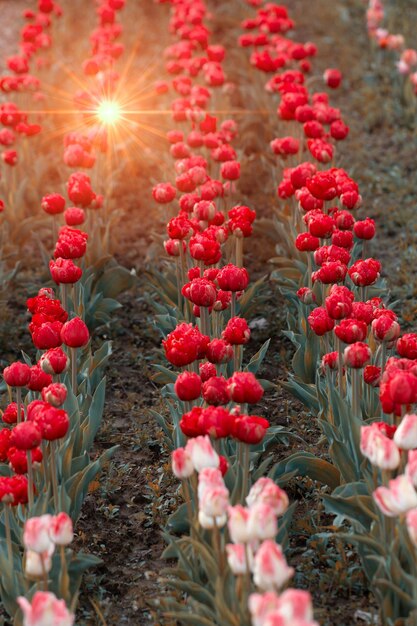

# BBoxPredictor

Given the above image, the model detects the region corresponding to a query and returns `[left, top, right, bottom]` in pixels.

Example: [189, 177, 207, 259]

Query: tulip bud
[394, 414, 417, 450]
[10, 422, 42, 450]
[174, 372, 201, 401]
[3, 362, 31, 387]
[172, 447, 194, 479]
[226, 544, 250, 575]
[24, 515, 53, 553]
[253, 540, 294, 590]
[185, 435, 219, 473]
[373, 474, 417, 517]
[343, 342, 371, 368]
[227, 505, 250, 543]
[49, 512, 74, 545]
[39, 347, 69, 375]
[41, 383, 67, 407]
[61, 317, 89, 348]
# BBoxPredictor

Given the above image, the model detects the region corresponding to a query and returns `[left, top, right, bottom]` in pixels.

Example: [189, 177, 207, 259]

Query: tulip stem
[61, 283, 68, 314]
[26, 450, 34, 511]
[233, 345, 240, 372]
[4, 504, 13, 566]
[200, 306, 210, 338]
[231, 292, 236, 318]
[50, 441, 60, 512]
[59, 545, 70, 602]
[235, 237, 243, 268]
[241, 444, 250, 503]
[52, 216, 58, 247]
[307, 254, 312, 289]
[70, 348, 77, 395]
[182, 479, 194, 531]
[212, 519, 224, 574]
[336, 337, 344, 397]
[16, 387, 22, 424]
[351, 368, 361, 417]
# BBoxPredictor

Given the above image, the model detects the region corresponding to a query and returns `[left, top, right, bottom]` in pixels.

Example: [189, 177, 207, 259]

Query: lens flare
[96, 100, 122, 125]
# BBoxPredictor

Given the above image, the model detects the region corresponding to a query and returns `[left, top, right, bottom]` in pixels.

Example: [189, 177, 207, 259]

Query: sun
[96, 99, 122, 125]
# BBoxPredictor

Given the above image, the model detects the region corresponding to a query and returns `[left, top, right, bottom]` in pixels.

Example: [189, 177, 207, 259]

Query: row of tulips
[238, 0, 417, 623]
[0, 0, 128, 624]
[148, 0, 320, 625]
[366, 0, 417, 92]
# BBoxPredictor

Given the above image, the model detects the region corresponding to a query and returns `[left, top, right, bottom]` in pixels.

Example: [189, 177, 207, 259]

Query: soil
[1, 0, 416, 625]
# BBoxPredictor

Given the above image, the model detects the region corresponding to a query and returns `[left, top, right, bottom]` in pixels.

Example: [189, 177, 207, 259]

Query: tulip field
[2, 0, 417, 624]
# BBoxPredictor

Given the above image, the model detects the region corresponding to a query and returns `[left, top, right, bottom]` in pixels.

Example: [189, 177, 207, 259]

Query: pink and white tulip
[373, 474, 417, 517]
[394, 414, 417, 450]
[18, 591, 74, 626]
[253, 540, 294, 591]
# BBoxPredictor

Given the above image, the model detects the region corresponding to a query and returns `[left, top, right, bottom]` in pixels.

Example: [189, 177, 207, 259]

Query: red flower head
[330, 119, 349, 140]
[314, 244, 350, 266]
[397, 334, 417, 359]
[220, 160, 241, 181]
[332, 230, 354, 250]
[54, 227, 88, 260]
[202, 376, 230, 406]
[163, 323, 209, 367]
[187, 278, 217, 307]
[364, 365, 381, 387]
[343, 342, 371, 368]
[3, 362, 31, 387]
[41, 382, 67, 407]
[39, 347, 69, 375]
[321, 351, 339, 373]
[307, 213, 335, 239]
[49, 258, 82, 285]
[232, 415, 269, 444]
[174, 372, 202, 401]
[348, 258, 381, 287]
[335, 318, 368, 343]
[290, 162, 316, 190]
[372, 315, 400, 342]
[222, 317, 250, 345]
[325, 285, 354, 320]
[199, 362, 217, 382]
[61, 317, 89, 348]
[306, 171, 338, 201]
[351, 301, 374, 325]
[217, 264, 249, 292]
[27, 365, 52, 392]
[312, 260, 347, 284]
[297, 287, 316, 305]
[307, 307, 335, 336]
[2, 402, 24, 425]
[206, 339, 233, 364]
[228, 371, 264, 404]
[324, 68, 342, 88]
[31, 322, 63, 350]
[8, 446, 42, 474]
[67, 172, 95, 207]
[0, 429, 11, 462]
[199, 406, 235, 439]
[270, 136, 299, 156]
[167, 216, 193, 240]
[295, 233, 320, 252]
[35, 406, 70, 440]
[10, 422, 42, 450]
[180, 407, 205, 438]
[334, 210, 355, 231]
[354, 218, 376, 240]
[189, 234, 221, 266]
[41, 193, 65, 215]
[64, 207, 85, 226]
[152, 182, 177, 204]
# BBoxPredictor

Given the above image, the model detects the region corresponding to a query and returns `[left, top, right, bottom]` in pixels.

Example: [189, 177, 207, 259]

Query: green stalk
[27, 450, 34, 511]
[4, 504, 13, 566]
